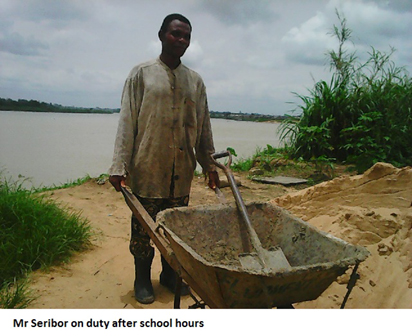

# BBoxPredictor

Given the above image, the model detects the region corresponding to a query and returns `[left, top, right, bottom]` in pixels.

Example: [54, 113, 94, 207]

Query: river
[0, 111, 282, 188]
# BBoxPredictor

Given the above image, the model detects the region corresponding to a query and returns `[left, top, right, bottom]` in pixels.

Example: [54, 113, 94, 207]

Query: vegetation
[210, 110, 286, 122]
[0, 177, 92, 308]
[35, 175, 94, 193]
[279, 11, 412, 172]
[230, 145, 333, 185]
[1, 97, 287, 122]
[0, 97, 119, 114]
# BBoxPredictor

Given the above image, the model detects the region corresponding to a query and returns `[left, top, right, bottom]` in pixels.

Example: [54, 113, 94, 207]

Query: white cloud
[334, 0, 412, 43]
[281, 11, 335, 66]
[280, 0, 412, 68]
[183, 39, 204, 68]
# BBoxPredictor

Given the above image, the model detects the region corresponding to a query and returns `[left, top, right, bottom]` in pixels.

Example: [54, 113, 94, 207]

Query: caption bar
[14, 318, 204, 330]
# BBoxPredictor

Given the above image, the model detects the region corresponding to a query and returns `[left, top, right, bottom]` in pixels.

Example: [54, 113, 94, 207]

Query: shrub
[280, 11, 412, 172]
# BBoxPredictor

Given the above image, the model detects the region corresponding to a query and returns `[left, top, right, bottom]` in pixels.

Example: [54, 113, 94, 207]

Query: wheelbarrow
[121, 188, 369, 309]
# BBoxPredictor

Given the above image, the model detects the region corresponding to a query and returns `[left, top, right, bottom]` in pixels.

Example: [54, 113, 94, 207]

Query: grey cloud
[376, 0, 412, 12]
[0, 32, 49, 56]
[5, 0, 91, 26]
[1, 0, 411, 115]
[199, 0, 279, 25]
[346, 11, 412, 45]
[287, 51, 328, 67]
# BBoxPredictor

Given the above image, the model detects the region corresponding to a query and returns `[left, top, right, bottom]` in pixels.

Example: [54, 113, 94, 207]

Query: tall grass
[0, 177, 92, 308]
[280, 11, 412, 172]
[0, 278, 34, 309]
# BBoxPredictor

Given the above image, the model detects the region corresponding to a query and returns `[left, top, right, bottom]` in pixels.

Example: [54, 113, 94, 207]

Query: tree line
[0, 98, 120, 114]
[209, 111, 286, 122]
[1, 97, 287, 122]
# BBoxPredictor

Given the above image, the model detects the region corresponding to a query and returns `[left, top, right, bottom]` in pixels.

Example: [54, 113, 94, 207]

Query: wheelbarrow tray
[157, 201, 369, 308]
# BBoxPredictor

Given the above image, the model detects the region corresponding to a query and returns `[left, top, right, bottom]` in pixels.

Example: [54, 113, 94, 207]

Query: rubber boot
[159, 255, 190, 296]
[134, 248, 155, 304]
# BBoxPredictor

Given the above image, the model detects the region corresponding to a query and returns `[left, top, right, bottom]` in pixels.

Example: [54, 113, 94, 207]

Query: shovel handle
[211, 151, 266, 255]
[211, 150, 232, 172]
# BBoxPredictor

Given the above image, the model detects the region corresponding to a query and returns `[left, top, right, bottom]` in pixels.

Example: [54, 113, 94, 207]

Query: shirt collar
[157, 56, 182, 72]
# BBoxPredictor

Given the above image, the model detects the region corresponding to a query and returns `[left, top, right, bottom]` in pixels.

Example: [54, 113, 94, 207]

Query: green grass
[229, 144, 338, 186]
[35, 174, 94, 192]
[0, 177, 92, 308]
[0, 278, 35, 309]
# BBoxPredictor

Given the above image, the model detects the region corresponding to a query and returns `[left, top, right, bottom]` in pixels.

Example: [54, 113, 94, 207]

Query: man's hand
[207, 171, 220, 190]
[109, 175, 126, 192]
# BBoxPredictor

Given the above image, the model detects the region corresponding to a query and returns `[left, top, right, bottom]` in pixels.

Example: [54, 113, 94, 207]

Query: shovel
[211, 150, 291, 275]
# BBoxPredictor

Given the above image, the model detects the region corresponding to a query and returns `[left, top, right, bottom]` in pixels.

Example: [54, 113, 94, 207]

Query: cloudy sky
[1, 0, 411, 115]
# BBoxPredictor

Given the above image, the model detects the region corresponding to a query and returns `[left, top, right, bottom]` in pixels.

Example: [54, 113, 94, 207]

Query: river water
[0, 111, 282, 188]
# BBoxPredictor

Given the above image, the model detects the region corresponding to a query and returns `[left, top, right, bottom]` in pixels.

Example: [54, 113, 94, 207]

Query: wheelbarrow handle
[211, 150, 232, 171]
[120, 186, 176, 262]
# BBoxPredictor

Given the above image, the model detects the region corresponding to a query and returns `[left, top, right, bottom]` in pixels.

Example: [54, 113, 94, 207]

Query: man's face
[160, 19, 191, 59]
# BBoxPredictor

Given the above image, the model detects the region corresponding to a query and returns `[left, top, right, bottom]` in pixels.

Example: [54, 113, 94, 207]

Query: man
[108, 13, 219, 304]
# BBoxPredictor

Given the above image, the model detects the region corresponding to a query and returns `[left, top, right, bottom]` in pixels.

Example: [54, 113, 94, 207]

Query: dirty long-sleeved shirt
[108, 58, 216, 198]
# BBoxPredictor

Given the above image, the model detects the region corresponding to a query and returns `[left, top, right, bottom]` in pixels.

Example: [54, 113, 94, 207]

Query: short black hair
[159, 13, 192, 36]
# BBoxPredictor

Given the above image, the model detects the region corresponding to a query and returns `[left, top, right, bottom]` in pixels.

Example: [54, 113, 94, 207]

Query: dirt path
[27, 164, 412, 309]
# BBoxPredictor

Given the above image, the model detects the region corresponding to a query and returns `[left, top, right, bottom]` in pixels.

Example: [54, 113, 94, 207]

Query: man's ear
[158, 30, 164, 42]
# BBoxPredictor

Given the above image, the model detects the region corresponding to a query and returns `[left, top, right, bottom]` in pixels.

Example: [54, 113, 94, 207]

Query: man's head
[159, 13, 192, 39]
[158, 13, 192, 60]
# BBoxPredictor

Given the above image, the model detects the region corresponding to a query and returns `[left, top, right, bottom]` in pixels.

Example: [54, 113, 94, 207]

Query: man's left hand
[207, 171, 220, 190]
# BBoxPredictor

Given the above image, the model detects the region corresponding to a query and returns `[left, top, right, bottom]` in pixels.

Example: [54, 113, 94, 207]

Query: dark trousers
[130, 195, 189, 259]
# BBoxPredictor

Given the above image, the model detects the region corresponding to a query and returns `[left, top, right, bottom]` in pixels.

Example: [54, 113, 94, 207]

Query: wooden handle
[120, 187, 177, 266]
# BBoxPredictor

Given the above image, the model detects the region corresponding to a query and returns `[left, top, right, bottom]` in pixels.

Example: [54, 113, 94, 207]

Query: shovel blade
[239, 247, 291, 274]
[262, 247, 292, 272]
[239, 252, 262, 272]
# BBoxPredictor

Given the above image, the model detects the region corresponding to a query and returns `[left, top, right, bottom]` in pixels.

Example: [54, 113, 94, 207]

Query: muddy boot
[159, 255, 190, 296]
[134, 248, 155, 304]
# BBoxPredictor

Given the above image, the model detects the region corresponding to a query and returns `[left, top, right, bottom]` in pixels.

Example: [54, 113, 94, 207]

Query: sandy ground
[27, 163, 412, 309]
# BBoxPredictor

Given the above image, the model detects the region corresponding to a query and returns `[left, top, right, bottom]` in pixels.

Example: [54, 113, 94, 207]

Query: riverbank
[26, 163, 412, 309]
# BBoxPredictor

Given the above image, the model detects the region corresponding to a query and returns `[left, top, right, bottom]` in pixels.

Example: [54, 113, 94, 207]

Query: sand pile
[272, 162, 412, 308]
[27, 163, 411, 308]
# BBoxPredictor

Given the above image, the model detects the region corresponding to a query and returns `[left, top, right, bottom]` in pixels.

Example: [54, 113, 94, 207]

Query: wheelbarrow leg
[174, 275, 182, 309]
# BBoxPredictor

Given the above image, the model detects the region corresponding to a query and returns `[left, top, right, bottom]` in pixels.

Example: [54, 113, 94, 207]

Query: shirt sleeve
[195, 87, 216, 174]
[108, 73, 141, 176]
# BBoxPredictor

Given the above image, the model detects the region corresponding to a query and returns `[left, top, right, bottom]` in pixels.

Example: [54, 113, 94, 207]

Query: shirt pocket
[184, 98, 197, 128]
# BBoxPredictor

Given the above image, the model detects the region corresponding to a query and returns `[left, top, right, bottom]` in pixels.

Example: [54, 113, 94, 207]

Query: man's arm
[108, 68, 144, 192]
[195, 86, 220, 190]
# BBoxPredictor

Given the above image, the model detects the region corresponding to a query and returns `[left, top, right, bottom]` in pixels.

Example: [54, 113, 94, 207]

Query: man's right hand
[109, 175, 126, 192]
